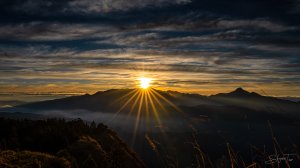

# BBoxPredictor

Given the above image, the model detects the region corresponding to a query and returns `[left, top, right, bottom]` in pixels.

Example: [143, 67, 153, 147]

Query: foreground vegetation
[0, 118, 145, 168]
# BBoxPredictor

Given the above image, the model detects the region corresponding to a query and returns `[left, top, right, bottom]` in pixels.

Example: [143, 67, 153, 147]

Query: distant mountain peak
[213, 87, 261, 98]
[229, 87, 262, 97]
[231, 87, 249, 94]
[235, 87, 246, 92]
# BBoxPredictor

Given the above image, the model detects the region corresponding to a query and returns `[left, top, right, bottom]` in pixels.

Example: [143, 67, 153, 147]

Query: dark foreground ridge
[0, 118, 145, 168]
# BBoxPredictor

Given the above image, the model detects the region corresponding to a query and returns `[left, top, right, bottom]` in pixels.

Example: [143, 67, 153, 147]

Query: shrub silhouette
[0, 118, 145, 168]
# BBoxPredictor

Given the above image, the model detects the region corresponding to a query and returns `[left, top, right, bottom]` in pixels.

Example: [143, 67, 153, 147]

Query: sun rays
[108, 86, 182, 145]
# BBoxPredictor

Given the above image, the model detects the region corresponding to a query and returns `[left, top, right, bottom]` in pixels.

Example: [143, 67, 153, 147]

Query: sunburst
[108, 78, 183, 145]
[139, 77, 152, 89]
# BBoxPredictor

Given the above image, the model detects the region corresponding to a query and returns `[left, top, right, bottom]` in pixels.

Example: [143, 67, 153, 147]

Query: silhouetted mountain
[14, 88, 300, 118]
[210, 88, 300, 115]
[18, 89, 137, 112]
[15, 88, 185, 118]
[213, 87, 261, 98]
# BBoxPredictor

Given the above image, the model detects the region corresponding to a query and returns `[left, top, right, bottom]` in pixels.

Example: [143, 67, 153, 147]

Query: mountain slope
[0, 118, 145, 168]
[210, 88, 299, 114]
[16, 88, 300, 115]
[213, 87, 261, 98]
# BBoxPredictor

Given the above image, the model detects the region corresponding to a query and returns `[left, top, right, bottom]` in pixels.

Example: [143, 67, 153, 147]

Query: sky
[0, 0, 300, 98]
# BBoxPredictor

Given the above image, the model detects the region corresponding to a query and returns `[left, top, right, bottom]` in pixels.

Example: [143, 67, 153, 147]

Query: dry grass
[144, 122, 300, 168]
[0, 150, 71, 168]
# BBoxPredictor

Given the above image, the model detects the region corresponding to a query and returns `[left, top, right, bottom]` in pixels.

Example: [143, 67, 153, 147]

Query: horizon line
[0, 87, 300, 98]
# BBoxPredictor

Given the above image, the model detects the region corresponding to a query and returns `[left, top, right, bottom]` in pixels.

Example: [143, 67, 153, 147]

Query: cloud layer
[0, 0, 300, 96]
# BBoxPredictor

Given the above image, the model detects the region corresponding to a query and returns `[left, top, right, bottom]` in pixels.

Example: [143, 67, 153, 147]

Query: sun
[139, 77, 151, 89]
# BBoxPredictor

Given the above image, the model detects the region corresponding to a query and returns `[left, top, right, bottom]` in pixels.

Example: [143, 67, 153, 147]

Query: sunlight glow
[139, 77, 151, 89]
[109, 87, 183, 145]
[108, 77, 184, 145]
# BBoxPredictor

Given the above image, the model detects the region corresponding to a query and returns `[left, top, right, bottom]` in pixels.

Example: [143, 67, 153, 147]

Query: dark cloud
[0, 0, 299, 95]
[0, 0, 191, 17]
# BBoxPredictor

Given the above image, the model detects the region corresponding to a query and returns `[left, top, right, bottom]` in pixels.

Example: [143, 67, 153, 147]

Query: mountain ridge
[1, 87, 294, 118]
